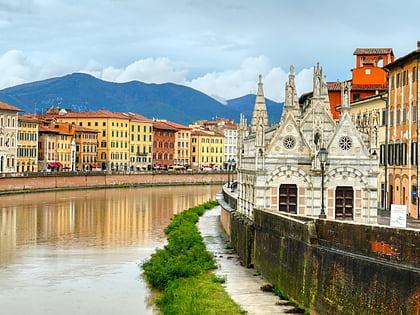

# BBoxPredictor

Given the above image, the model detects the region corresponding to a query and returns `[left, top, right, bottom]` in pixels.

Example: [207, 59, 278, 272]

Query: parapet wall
[219, 202, 420, 315]
[0, 171, 227, 193]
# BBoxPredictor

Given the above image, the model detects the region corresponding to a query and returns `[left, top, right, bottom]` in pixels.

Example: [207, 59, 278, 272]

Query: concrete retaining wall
[219, 202, 420, 315]
[0, 171, 227, 193]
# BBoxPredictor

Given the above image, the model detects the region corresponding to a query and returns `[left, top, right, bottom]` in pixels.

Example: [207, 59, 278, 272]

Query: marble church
[237, 64, 379, 223]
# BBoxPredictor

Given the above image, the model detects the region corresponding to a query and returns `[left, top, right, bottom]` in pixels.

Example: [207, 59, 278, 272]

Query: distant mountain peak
[0, 73, 283, 125]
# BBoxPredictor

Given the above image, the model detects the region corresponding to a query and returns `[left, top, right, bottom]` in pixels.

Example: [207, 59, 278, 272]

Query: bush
[142, 200, 218, 290]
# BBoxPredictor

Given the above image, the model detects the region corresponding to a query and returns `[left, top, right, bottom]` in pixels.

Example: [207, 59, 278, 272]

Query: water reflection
[0, 185, 220, 315]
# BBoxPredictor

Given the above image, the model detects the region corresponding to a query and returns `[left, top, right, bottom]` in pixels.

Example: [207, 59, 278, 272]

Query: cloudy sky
[0, 0, 419, 102]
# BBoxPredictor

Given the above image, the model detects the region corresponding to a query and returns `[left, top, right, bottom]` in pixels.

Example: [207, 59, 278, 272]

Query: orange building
[384, 44, 420, 218]
[49, 121, 99, 171]
[163, 121, 191, 167]
[301, 49, 395, 119]
[327, 48, 394, 118]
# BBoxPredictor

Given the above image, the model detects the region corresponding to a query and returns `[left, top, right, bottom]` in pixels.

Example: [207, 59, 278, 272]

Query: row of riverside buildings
[0, 106, 238, 173]
[237, 41, 420, 220]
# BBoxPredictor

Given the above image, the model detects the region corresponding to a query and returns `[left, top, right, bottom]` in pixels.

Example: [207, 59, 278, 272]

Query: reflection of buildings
[0, 186, 220, 262]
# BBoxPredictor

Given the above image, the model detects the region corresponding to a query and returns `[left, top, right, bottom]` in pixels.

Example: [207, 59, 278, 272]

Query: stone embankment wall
[0, 171, 227, 193]
[218, 186, 420, 315]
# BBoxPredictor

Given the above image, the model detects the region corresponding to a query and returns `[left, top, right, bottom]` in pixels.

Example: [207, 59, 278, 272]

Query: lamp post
[227, 158, 232, 188]
[231, 158, 236, 192]
[318, 147, 328, 219]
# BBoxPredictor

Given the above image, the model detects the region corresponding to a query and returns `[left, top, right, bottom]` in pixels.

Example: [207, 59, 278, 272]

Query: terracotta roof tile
[353, 48, 394, 55]
[70, 124, 100, 133]
[59, 110, 130, 120]
[0, 101, 24, 112]
[153, 121, 179, 131]
[121, 112, 152, 122]
[327, 81, 387, 91]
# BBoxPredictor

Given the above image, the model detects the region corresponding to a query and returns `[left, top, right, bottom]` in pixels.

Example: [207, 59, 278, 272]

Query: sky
[0, 0, 419, 102]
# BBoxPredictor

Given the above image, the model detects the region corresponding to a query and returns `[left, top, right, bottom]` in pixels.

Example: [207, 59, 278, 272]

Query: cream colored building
[0, 101, 23, 173]
[348, 93, 387, 209]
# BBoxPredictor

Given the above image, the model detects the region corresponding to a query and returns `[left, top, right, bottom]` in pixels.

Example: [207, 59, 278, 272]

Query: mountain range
[0, 73, 283, 125]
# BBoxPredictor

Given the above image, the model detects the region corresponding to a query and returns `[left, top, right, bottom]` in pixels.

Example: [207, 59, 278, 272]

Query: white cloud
[186, 56, 313, 102]
[0, 50, 34, 88]
[84, 57, 188, 84]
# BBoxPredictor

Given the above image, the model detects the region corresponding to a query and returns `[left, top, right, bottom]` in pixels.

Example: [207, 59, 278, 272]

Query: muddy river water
[0, 185, 221, 315]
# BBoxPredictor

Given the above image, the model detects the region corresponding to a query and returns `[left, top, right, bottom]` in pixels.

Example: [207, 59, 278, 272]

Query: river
[0, 185, 221, 315]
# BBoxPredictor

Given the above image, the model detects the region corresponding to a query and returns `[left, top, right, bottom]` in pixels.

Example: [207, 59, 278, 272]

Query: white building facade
[0, 102, 23, 173]
[237, 65, 379, 223]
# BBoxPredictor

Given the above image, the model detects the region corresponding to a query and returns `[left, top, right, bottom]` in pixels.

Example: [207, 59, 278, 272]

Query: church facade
[237, 64, 379, 223]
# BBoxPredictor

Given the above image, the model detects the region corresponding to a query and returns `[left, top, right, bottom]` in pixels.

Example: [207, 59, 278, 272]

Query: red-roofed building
[49, 121, 99, 171]
[331, 48, 394, 118]
[190, 117, 237, 169]
[190, 128, 224, 170]
[300, 49, 394, 119]
[17, 115, 41, 172]
[38, 125, 59, 171]
[121, 113, 154, 171]
[0, 101, 24, 172]
[163, 121, 191, 167]
[57, 110, 131, 171]
[152, 120, 179, 169]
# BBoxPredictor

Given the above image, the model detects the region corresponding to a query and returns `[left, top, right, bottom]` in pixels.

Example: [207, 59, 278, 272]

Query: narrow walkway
[198, 206, 297, 315]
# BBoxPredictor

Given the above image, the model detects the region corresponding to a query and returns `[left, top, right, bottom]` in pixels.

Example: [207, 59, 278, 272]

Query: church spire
[340, 81, 351, 114]
[283, 65, 299, 115]
[250, 75, 269, 133]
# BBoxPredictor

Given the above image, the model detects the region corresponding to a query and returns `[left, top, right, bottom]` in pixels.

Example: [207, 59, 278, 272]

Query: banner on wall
[390, 204, 407, 228]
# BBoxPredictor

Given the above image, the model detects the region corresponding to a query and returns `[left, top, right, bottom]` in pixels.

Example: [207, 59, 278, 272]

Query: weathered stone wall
[0, 171, 227, 193]
[219, 203, 420, 315]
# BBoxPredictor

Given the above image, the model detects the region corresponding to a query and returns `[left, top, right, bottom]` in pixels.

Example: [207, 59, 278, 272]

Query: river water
[0, 185, 221, 315]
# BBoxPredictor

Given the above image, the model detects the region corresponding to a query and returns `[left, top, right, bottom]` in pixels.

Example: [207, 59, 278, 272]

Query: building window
[279, 184, 297, 214]
[381, 109, 387, 126]
[396, 109, 401, 125]
[388, 143, 394, 165]
[335, 186, 353, 220]
[380, 144, 386, 165]
[353, 93, 360, 101]
[411, 142, 418, 165]
[402, 107, 407, 124]
[401, 142, 407, 165]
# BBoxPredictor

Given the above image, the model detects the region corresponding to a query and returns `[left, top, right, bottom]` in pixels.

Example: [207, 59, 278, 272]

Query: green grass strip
[142, 200, 244, 314]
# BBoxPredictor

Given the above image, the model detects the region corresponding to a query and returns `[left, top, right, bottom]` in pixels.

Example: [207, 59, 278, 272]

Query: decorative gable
[266, 112, 311, 157]
[327, 111, 371, 159]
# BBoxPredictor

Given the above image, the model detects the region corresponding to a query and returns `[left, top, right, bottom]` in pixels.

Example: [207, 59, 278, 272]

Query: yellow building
[348, 93, 387, 209]
[17, 115, 40, 172]
[58, 110, 130, 171]
[122, 113, 154, 170]
[384, 45, 420, 218]
[190, 129, 224, 170]
[55, 130, 73, 170]
[163, 121, 191, 167]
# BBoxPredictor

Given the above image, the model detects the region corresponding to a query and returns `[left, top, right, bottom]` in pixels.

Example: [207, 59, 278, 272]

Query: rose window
[283, 136, 296, 150]
[339, 136, 352, 151]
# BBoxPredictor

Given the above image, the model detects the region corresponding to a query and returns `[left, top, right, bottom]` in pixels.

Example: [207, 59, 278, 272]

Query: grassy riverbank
[142, 200, 244, 314]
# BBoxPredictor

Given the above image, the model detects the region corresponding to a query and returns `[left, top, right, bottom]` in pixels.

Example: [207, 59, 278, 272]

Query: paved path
[198, 206, 299, 315]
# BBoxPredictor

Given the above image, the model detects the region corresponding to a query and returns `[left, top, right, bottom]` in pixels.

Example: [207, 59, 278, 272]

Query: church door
[335, 186, 353, 220]
[279, 184, 297, 214]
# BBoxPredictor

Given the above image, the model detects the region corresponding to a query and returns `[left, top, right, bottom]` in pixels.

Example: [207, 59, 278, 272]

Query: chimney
[417, 41, 420, 50]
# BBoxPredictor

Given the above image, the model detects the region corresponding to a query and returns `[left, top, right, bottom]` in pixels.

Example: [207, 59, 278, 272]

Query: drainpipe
[384, 68, 390, 212]
[417, 51, 419, 218]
